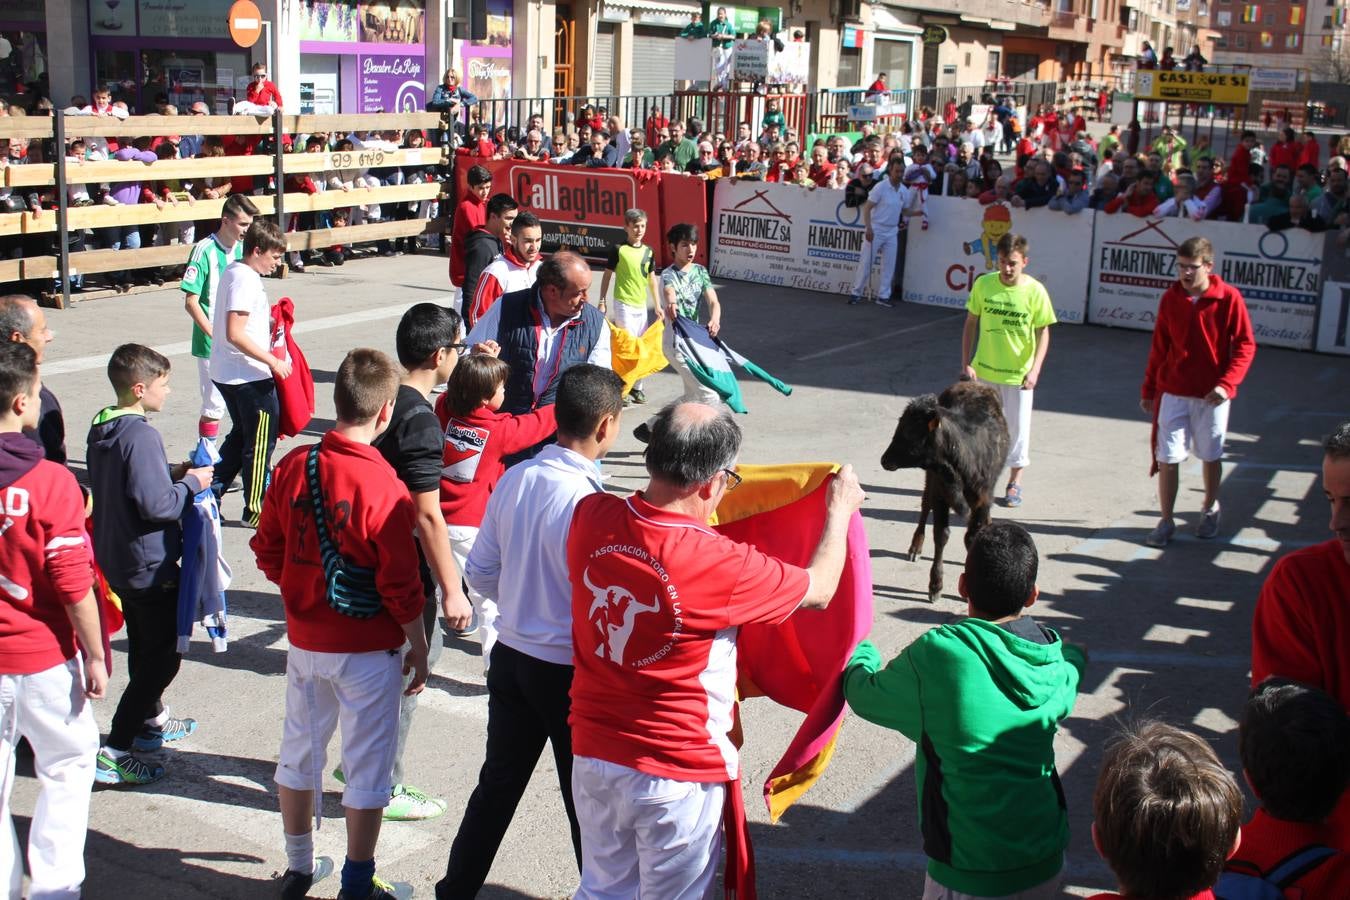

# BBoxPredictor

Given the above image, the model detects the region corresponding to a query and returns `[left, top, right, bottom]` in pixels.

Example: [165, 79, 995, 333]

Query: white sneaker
[1196, 506, 1221, 539]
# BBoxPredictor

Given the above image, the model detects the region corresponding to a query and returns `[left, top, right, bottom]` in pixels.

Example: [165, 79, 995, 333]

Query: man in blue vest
[466, 251, 611, 459]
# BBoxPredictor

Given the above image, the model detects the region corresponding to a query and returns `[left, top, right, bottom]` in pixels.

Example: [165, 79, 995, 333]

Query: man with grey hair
[0, 295, 63, 464]
[467, 252, 610, 461]
[566, 401, 865, 898]
[179, 102, 210, 158]
[1251, 421, 1350, 838]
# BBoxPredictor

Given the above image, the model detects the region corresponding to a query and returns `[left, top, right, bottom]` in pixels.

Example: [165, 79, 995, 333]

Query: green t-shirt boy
[181, 234, 243, 358]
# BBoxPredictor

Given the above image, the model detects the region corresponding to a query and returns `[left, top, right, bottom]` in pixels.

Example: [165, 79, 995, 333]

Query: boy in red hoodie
[0, 341, 107, 899]
[450, 166, 493, 313]
[1140, 236, 1255, 548]
[1089, 720, 1242, 900]
[252, 349, 429, 900]
[435, 353, 555, 670]
[1218, 679, 1350, 893]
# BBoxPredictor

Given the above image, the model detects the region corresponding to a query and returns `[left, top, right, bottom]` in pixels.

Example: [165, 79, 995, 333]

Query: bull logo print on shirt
[583, 566, 659, 666]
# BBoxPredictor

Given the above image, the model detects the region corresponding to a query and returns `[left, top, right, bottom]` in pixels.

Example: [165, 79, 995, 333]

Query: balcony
[1048, 9, 1092, 41]
[885, 0, 1049, 29]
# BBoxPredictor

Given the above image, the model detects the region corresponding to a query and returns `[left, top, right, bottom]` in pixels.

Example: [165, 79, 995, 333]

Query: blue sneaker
[95, 749, 164, 786]
[132, 716, 198, 752]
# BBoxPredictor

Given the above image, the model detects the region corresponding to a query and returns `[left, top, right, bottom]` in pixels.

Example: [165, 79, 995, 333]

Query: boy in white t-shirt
[209, 219, 291, 527]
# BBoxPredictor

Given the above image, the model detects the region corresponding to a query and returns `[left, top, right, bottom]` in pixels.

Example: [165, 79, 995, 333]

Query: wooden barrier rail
[0, 110, 453, 306]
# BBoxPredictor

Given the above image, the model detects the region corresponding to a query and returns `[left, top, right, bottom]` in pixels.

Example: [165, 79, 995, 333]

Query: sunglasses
[721, 468, 742, 491]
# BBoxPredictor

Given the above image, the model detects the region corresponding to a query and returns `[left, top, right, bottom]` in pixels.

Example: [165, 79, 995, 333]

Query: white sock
[101, 745, 128, 759]
[145, 709, 170, 728]
[284, 831, 314, 875]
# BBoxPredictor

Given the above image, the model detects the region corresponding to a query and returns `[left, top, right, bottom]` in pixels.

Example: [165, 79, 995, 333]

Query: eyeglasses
[720, 468, 742, 491]
[445, 342, 469, 354]
[1177, 263, 1207, 273]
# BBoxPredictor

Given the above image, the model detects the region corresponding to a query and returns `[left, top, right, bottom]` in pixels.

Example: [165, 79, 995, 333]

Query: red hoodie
[1104, 187, 1160, 217]
[450, 194, 488, 288]
[1140, 274, 1255, 402]
[0, 433, 94, 675]
[434, 401, 557, 527]
[250, 431, 423, 653]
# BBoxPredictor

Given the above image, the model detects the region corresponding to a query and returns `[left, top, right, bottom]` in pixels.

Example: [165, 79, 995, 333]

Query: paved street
[10, 251, 1345, 898]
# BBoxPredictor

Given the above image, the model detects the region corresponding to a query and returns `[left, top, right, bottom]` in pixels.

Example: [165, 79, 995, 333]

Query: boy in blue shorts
[844, 522, 1084, 898]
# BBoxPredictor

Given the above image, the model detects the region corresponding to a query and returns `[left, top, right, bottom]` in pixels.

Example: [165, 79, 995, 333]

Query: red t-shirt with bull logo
[566, 492, 810, 782]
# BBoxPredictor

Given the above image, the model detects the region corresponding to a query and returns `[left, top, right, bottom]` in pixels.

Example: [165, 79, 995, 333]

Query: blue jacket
[87, 408, 204, 593]
[496, 287, 605, 417]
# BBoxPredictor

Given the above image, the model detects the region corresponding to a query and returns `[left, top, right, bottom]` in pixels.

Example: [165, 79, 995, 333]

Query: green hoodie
[844, 618, 1086, 895]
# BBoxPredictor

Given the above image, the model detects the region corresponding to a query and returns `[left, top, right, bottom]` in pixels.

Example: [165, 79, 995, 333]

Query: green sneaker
[384, 783, 447, 821]
[95, 749, 164, 786]
[337, 874, 412, 900]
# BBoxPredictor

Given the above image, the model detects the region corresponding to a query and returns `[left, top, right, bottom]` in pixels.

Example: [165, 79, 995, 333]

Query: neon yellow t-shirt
[966, 272, 1057, 386]
[605, 241, 655, 308]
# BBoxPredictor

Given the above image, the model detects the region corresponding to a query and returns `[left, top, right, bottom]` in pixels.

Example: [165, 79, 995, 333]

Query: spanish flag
[605, 318, 668, 396]
[713, 463, 875, 899]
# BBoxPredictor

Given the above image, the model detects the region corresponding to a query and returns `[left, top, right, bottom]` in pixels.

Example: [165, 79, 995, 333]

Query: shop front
[0, 0, 48, 109]
[298, 1, 428, 114]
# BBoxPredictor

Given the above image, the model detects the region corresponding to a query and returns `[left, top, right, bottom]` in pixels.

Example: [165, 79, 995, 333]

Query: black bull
[880, 381, 1010, 602]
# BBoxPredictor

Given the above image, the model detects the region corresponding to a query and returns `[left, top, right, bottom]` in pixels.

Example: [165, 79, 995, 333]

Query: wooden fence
[0, 111, 451, 307]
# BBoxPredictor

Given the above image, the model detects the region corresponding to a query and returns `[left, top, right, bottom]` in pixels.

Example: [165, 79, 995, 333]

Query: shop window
[0, 30, 48, 107]
[987, 50, 1001, 77]
[838, 45, 861, 87]
[140, 48, 248, 115]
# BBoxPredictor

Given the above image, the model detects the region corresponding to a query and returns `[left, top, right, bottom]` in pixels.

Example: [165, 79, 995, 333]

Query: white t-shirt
[210, 260, 274, 385]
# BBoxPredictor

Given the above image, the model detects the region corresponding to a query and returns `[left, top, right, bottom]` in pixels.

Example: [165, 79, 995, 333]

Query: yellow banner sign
[1135, 71, 1251, 105]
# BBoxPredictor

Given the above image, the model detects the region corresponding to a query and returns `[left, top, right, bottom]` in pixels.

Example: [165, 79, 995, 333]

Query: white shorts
[983, 380, 1034, 470]
[275, 646, 403, 810]
[197, 356, 226, 420]
[572, 755, 725, 900]
[1155, 392, 1230, 464]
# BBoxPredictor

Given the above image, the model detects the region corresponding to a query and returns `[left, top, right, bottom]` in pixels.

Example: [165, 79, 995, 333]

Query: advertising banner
[1088, 216, 1321, 350]
[710, 180, 871, 296]
[357, 52, 425, 113]
[732, 40, 769, 81]
[1134, 70, 1250, 105]
[901, 197, 1092, 324]
[461, 0, 512, 99]
[1315, 235, 1350, 355]
[457, 161, 683, 265]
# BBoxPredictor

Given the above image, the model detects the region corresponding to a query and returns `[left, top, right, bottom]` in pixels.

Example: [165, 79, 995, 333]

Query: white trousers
[0, 658, 99, 900]
[921, 863, 1063, 900]
[851, 228, 898, 300]
[986, 381, 1034, 470]
[447, 525, 497, 671]
[1156, 392, 1230, 464]
[646, 322, 720, 429]
[572, 756, 724, 900]
[197, 357, 226, 421]
[607, 301, 650, 391]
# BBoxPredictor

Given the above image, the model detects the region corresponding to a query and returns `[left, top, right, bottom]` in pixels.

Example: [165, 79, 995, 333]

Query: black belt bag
[305, 445, 382, 619]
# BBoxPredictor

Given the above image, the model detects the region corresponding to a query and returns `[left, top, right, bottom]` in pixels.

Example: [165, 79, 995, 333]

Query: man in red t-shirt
[1140, 235, 1255, 548]
[1250, 421, 1350, 848]
[566, 402, 864, 899]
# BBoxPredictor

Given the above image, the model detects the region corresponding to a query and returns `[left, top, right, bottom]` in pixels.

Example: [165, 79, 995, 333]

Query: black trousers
[890, 226, 911, 301]
[213, 377, 279, 526]
[435, 643, 582, 899]
[106, 581, 182, 751]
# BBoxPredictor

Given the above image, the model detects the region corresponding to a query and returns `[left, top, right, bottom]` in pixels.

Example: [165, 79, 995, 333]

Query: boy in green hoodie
[844, 521, 1085, 898]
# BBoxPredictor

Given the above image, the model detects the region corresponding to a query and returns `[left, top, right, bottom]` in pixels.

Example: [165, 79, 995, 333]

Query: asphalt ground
[8, 249, 1347, 899]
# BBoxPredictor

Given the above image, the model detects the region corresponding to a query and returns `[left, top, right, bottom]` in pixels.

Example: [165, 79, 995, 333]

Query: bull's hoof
[905, 548, 922, 562]
[927, 589, 942, 603]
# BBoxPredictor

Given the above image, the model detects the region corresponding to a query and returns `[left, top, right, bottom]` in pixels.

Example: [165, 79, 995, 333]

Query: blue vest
[496, 286, 605, 415]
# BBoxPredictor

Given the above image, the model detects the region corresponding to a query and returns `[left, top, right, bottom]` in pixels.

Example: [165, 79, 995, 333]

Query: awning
[604, 0, 700, 12]
[871, 7, 925, 34]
